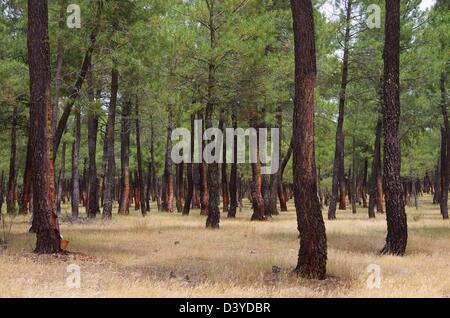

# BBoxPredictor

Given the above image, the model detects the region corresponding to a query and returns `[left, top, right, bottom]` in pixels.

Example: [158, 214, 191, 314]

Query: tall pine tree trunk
[27, 0, 61, 253]
[228, 110, 239, 218]
[250, 128, 266, 221]
[199, 112, 208, 216]
[56, 140, 66, 214]
[163, 104, 174, 212]
[380, 0, 407, 255]
[183, 114, 195, 215]
[119, 99, 131, 215]
[368, 115, 383, 218]
[6, 105, 18, 214]
[328, 0, 352, 219]
[135, 98, 147, 216]
[290, 0, 327, 279]
[219, 117, 229, 213]
[0, 171, 4, 219]
[19, 134, 32, 214]
[205, 0, 220, 228]
[439, 128, 448, 218]
[51, 0, 65, 136]
[439, 72, 449, 219]
[102, 67, 118, 219]
[278, 140, 292, 212]
[71, 110, 81, 218]
[86, 65, 99, 218]
[351, 135, 357, 214]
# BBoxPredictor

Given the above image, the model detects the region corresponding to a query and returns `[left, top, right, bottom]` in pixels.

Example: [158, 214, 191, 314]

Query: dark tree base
[35, 230, 61, 254]
[293, 258, 326, 280]
[380, 240, 407, 256]
[206, 208, 220, 229]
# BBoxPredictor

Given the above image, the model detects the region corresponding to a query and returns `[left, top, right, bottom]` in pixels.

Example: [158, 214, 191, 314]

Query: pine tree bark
[86, 65, 99, 218]
[290, 0, 327, 279]
[6, 105, 18, 214]
[362, 158, 368, 208]
[433, 164, 441, 204]
[56, 139, 66, 214]
[199, 112, 208, 216]
[175, 163, 183, 213]
[149, 117, 156, 208]
[71, 110, 81, 218]
[278, 139, 292, 212]
[219, 118, 229, 213]
[368, 115, 383, 218]
[328, 0, 352, 219]
[439, 128, 448, 218]
[163, 104, 174, 212]
[205, 0, 220, 228]
[102, 67, 118, 219]
[250, 128, 267, 221]
[380, 0, 407, 255]
[51, 0, 65, 136]
[135, 98, 147, 216]
[183, 114, 195, 215]
[351, 135, 357, 214]
[228, 110, 239, 218]
[27, 0, 61, 253]
[119, 99, 131, 215]
[0, 171, 4, 218]
[439, 72, 449, 219]
[19, 133, 32, 214]
[265, 104, 284, 216]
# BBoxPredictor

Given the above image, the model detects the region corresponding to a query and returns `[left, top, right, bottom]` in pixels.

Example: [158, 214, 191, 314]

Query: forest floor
[0, 194, 449, 298]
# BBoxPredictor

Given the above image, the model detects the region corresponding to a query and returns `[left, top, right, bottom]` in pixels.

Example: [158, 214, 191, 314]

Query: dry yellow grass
[0, 195, 449, 298]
